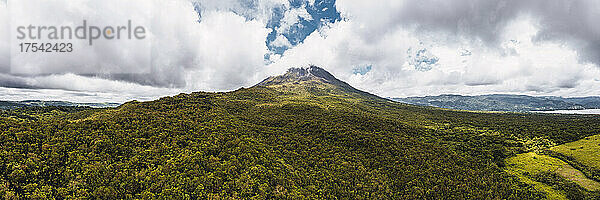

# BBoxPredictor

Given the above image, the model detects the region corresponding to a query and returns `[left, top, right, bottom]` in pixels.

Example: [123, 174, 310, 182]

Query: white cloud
[267, 2, 600, 98]
[184, 10, 270, 91]
[7, 0, 153, 74]
[277, 4, 313, 34]
[0, 0, 272, 101]
[193, 0, 289, 24]
[1, 0, 600, 103]
[0, 1, 8, 73]
[0, 73, 181, 103]
[130, 0, 271, 90]
[0, 86, 176, 103]
[270, 34, 292, 48]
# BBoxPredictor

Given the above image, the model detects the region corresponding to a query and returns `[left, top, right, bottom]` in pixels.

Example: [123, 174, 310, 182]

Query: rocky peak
[256, 66, 343, 86]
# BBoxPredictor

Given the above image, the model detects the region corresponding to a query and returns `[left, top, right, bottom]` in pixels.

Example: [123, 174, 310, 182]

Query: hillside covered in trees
[1, 66, 599, 199]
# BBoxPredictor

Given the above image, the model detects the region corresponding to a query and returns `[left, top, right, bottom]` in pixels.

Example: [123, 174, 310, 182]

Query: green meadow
[506, 152, 600, 199]
[550, 134, 600, 173]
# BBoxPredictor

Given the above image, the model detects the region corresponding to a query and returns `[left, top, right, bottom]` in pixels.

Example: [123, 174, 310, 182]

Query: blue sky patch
[352, 65, 373, 75]
[266, 0, 341, 54]
[193, 0, 341, 56]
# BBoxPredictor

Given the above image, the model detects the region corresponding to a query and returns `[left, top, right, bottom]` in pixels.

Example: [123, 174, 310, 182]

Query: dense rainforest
[1, 66, 599, 199]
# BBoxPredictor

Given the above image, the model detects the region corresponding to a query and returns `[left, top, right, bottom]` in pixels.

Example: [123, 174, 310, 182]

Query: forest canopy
[1, 67, 599, 199]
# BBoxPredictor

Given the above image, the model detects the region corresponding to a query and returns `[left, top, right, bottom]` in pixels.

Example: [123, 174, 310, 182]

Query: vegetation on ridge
[0, 67, 599, 199]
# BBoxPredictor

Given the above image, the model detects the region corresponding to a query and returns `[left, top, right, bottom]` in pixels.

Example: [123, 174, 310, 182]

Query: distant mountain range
[0, 100, 120, 109]
[391, 94, 600, 112]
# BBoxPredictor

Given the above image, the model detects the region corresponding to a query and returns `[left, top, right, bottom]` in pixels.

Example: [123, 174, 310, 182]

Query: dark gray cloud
[92, 71, 187, 88]
[0, 74, 39, 89]
[391, 0, 600, 65]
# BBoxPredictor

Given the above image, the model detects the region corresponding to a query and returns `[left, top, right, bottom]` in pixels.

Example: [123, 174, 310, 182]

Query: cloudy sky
[0, 0, 599, 103]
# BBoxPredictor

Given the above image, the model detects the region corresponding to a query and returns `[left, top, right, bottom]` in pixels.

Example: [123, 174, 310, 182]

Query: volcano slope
[1, 66, 600, 199]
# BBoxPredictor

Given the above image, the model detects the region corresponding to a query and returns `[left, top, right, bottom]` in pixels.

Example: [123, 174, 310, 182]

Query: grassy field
[550, 134, 600, 172]
[506, 152, 568, 200]
[505, 152, 600, 199]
